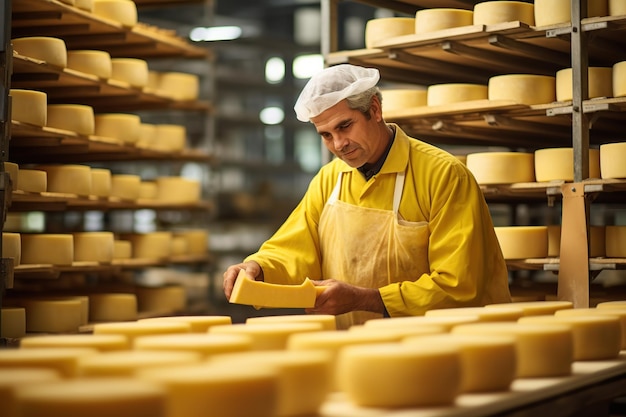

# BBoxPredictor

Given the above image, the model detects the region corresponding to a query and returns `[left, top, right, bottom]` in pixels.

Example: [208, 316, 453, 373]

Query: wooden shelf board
[507, 257, 626, 272]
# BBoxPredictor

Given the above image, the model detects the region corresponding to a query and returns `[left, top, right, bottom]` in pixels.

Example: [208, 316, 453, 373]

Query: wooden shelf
[507, 257, 626, 272]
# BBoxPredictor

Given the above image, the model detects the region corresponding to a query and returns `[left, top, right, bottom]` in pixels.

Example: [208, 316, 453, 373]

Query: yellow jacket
[246, 125, 511, 316]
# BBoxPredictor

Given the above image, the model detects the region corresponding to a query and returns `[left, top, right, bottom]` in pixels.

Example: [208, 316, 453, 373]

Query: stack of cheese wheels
[135, 285, 186, 314]
[611, 0, 626, 15]
[46, 104, 95, 135]
[92, 0, 138, 27]
[93, 320, 191, 345]
[606, 226, 626, 257]
[600, 142, 626, 179]
[0, 347, 98, 378]
[156, 72, 200, 101]
[247, 314, 337, 331]
[133, 333, 252, 358]
[534, 0, 608, 26]
[534, 147, 601, 181]
[89, 293, 137, 321]
[8, 297, 82, 333]
[21, 234, 74, 265]
[2, 232, 21, 267]
[139, 315, 232, 333]
[415, 8, 474, 34]
[155, 176, 201, 204]
[37, 164, 92, 196]
[364, 17, 415, 49]
[73, 232, 115, 263]
[139, 181, 157, 200]
[555, 307, 626, 350]
[110, 174, 141, 200]
[381, 89, 427, 112]
[90, 168, 112, 198]
[113, 240, 132, 260]
[125, 231, 172, 259]
[12, 37, 67, 67]
[209, 322, 323, 351]
[78, 350, 202, 377]
[20, 334, 129, 351]
[111, 58, 149, 88]
[0, 307, 26, 338]
[0, 368, 59, 417]
[494, 226, 548, 259]
[473, 1, 535, 25]
[17, 169, 47, 193]
[67, 50, 112, 79]
[425, 306, 525, 322]
[94, 113, 141, 144]
[173, 229, 208, 255]
[488, 74, 556, 105]
[9, 89, 47, 126]
[466, 151, 535, 184]
[427, 83, 488, 106]
[556, 67, 613, 101]
[547, 225, 606, 257]
[153, 124, 187, 152]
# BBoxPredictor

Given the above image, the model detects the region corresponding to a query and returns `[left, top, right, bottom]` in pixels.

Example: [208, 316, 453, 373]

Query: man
[223, 64, 511, 329]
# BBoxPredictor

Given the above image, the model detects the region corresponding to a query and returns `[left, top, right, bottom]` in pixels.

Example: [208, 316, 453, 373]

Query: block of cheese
[610, 0, 626, 15]
[546, 225, 605, 257]
[535, 147, 601, 181]
[425, 306, 525, 322]
[486, 300, 573, 316]
[94, 113, 141, 144]
[111, 58, 149, 88]
[93, 321, 191, 344]
[494, 226, 548, 259]
[138, 181, 157, 199]
[21, 234, 74, 265]
[157, 72, 200, 101]
[556, 307, 626, 349]
[338, 342, 461, 407]
[67, 50, 112, 79]
[46, 104, 95, 135]
[473, 1, 535, 25]
[73, 232, 114, 263]
[155, 176, 201, 204]
[247, 314, 337, 331]
[173, 230, 208, 255]
[364, 17, 415, 49]
[110, 174, 141, 200]
[92, 0, 138, 27]
[427, 83, 488, 106]
[0, 348, 97, 378]
[364, 314, 480, 331]
[37, 164, 92, 196]
[556, 67, 613, 102]
[113, 240, 132, 259]
[90, 168, 111, 197]
[139, 316, 232, 333]
[466, 152, 535, 184]
[20, 334, 129, 351]
[153, 124, 187, 152]
[519, 315, 621, 360]
[135, 285, 186, 314]
[9, 89, 47, 126]
[89, 293, 137, 322]
[126, 232, 172, 259]
[17, 169, 47, 193]
[606, 226, 626, 257]
[78, 350, 201, 377]
[209, 322, 323, 351]
[0, 368, 59, 417]
[415, 8, 474, 34]
[534, 0, 608, 26]
[15, 379, 166, 417]
[404, 333, 516, 393]
[12, 37, 67, 67]
[600, 142, 626, 179]
[1, 307, 25, 338]
[2, 232, 21, 267]
[488, 74, 556, 105]
[134, 333, 252, 357]
[381, 89, 427, 112]
[4, 161, 18, 187]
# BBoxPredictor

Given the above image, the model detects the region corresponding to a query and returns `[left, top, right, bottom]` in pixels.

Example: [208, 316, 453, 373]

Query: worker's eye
[338, 121, 352, 130]
[320, 132, 332, 140]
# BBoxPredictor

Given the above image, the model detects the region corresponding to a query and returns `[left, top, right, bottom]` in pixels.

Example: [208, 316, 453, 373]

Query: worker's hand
[305, 279, 385, 316]
[222, 261, 263, 300]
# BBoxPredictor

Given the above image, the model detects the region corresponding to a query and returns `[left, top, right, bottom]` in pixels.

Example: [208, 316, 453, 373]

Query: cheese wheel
[155, 177, 200, 204]
[0, 348, 97, 378]
[597, 300, 626, 309]
[113, 240, 132, 259]
[1, 307, 25, 338]
[347, 323, 446, 340]
[157, 72, 200, 101]
[89, 293, 137, 322]
[75, 0, 94, 12]
[534, 0, 608, 26]
[494, 226, 548, 259]
[147, 71, 161, 91]
[427, 83, 488, 106]
[364, 314, 480, 331]
[4, 161, 18, 187]
[13, 297, 82, 333]
[139, 316, 232, 333]
[138, 181, 157, 199]
[381, 89, 427, 112]
[137, 124, 157, 149]
[135, 285, 186, 314]
[556, 67, 613, 101]
[134, 333, 252, 357]
[92, 0, 138, 27]
[9, 89, 47, 126]
[338, 342, 461, 407]
[555, 307, 626, 349]
[2, 232, 21, 267]
[21, 234, 74, 265]
[67, 50, 112, 79]
[153, 124, 187, 152]
[111, 58, 149, 88]
[73, 232, 114, 263]
[246, 314, 337, 331]
[90, 168, 111, 197]
[519, 315, 621, 360]
[364, 17, 415, 49]
[606, 226, 626, 257]
[600, 142, 626, 179]
[93, 321, 191, 344]
[473, 1, 535, 25]
[547, 225, 605, 257]
[20, 334, 129, 351]
[110, 174, 141, 200]
[78, 350, 201, 377]
[0, 368, 59, 417]
[415, 8, 474, 34]
[230, 270, 322, 309]
[535, 147, 600, 181]
[466, 152, 535, 184]
[486, 300, 573, 316]
[12, 37, 67, 67]
[610, 0, 626, 15]
[46, 104, 95, 135]
[209, 322, 323, 351]
[173, 230, 208, 255]
[170, 236, 188, 256]
[37, 164, 92, 196]
[425, 306, 525, 322]
[14, 379, 165, 417]
[17, 169, 47, 193]
[126, 232, 172, 259]
[94, 113, 141, 144]
[488, 74, 556, 105]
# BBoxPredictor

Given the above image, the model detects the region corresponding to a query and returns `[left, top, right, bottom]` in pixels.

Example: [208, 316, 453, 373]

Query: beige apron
[318, 171, 430, 329]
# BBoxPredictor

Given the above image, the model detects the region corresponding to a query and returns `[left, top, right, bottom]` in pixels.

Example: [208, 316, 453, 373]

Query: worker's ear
[370, 95, 384, 122]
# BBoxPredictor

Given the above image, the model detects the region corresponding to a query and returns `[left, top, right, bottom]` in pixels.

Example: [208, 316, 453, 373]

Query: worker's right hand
[222, 261, 263, 300]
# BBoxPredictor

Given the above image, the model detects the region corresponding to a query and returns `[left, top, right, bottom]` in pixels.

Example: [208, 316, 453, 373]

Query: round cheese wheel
[556, 67, 613, 102]
[381, 89, 427, 112]
[488, 74, 556, 105]
[73, 232, 114, 263]
[597, 300, 626, 309]
[534, 0, 608, 26]
[92, 0, 138, 27]
[157, 72, 200, 101]
[473, 1, 535, 25]
[20, 334, 129, 351]
[17, 169, 47, 193]
[610, 0, 626, 15]
[126, 232, 172, 259]
[21, 234, 74, 266]
[153, 124, 186, 151]
[534, 147, 600, 181]
[93, 321, 191, 344]
[425, 306, 525, 322]
[78, 350, 201, 377]
[110, 174, 141, 200]
[338, 342, 461, 407]
[555, 307, 626, 349]
[494, 226, 548, 259]
[75, 0, 94, 11]
[94, 113, 141, 144]
[46, 104, 95, 135]
[486, 300, 573, 316]
[9, 89, 47, 126]
[415, 8, 474, 34]
[139, 315, 232, 333]
[89, 293, 137, 322]
[2, 232, 21, 267]
[170, 236, 188, 256]
[4, 161, 18, 187]
[606, 226, 626, 257]
[147, 71, 161, 91]
[0, 307, 25, 338]
[37, 164, 92, 196]
[0, 348, 97, 378]
[138, 181, 157, 199]
[173, 230, 208, 255]
[67, 50, 112, 79]
[427, 83, 488, 106]
[137, 124, 157, 149]
[90, 168, 111, 197]
[247, 314, 337, 331]
[14, 297, 82, 333]
[547, 225, 605, 257]
[466, 151, 535, 184]
[348, 323, 446, 340]
[210, 322, 323, 351]
[111, 58, 149, 88]
[155, 177, 201, 204]
[134, 333, 252, 357]
[135, 285, 186, 314]
[113, 240, 132, 259]
[0, 368, 59, 417]
[600, 142, 626, 179]
[364, 17, 415, 49]
[364, 314, 480, 331]
[12, 37, 67, 67]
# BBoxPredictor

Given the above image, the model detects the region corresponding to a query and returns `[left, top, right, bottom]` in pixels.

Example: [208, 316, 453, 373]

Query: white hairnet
[294, 64, 380, 122]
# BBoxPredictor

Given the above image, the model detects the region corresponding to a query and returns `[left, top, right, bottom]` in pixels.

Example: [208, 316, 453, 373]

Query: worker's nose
[332, 134, 348, 151]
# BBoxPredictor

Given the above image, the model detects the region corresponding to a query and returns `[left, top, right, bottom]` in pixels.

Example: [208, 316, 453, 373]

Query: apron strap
[392, 171, 405, 214]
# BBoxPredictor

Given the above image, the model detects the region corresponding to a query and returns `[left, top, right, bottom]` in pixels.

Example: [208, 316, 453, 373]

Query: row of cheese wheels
[365, 0, 625, 49]
[47, 0, 137, 26]
[12, 36, 199, 100]
[2, 300, 626, 415]
[4, 162, 201, 203]
[382, 64, 626, 110]
[10, 89, 189, 151]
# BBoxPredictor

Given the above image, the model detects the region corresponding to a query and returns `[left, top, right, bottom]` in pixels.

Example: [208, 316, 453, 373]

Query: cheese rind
[610, 0, 626, 15]
[134, 333, 252, 357]
[247, 314, 337, 331]
[494, 226, 548, 259]
[37, 164, 92, 196]
[111, 58, 149, 87]
[157, 72, 200, 101]
[94, 113, 141, 144]
[10, 89, 47, 126]
[415, 8, 474, 34]
[21, 234, 74, 265]
[17, 169, 47, 193]
[556, 67, 613, 101]
[155, 177, 201, 204]
[0, 368, 59, 417]
[364, 17, 416, 48]
[2, 232, 21, 267]
[0, 307, 25, 338]
[535, 147, 600, 181]
[534, 0, 608, 26]
[425, 306, 524, 322]
[488, 74, 555, 105]
[91, 168, 112, 197]
[209, 322, 323, 351]
[135, 285, 186, 314]
[153, 124, 187, 152]
[92, 0, 138, 27]
[125, 232, 172, 259]
[73, 232, 114, 263]
[46, 104, 95, 135]
[606, 226, 626, 257]
[466, 152, 535, 184]
[547, 225, 605, 257]
[113, 240, 132, 259]
[20, 334, 129, 351]
[427, 83, 488, 106]
[139, 315, 231, 333]
[555, 307, 626, 349]
[230, 270, 322, 308]
[89, 293, 137, 322]
[12, 37, 67, 67]
[600, 142, 626, 179]
[67, 50, 112, 79]
[78, 350, 201, 377]
[92, 321, 191, 344]
[486, 300, 573, 316]
[473, 1, 535, 25]
[381, 89, 427, 112]
[110, 174, 141, 200]
[0, 348, 97, 378]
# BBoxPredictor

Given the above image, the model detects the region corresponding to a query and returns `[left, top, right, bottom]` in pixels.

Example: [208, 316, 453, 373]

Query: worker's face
[311, 97, 384, 168]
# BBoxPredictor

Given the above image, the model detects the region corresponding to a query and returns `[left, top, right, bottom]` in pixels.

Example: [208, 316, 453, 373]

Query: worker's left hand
[305, 279, 385, 316]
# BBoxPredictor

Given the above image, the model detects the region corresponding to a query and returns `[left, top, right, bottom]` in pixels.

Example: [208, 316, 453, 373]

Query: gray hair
[346, 86, 382, 118]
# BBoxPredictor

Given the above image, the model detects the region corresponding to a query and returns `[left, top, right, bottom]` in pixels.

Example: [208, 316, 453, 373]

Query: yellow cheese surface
[17, 169, 47, 193]
[0, 368, 59, 417]
[494, 226, 548, 259]
[0, 347, 97, 378]
[415, 8, 474, 34]
[12, 37, 67, 67]
[606, 226, 626, 257]
[110, 174, 141, 200]
[556, 307, 626, 349]
[486, 300, 573, 316]
[600, 142, 626, 179]
[381, 89, 427, 112]
[126, 232, 172, 259]
[38, 164, 92, 196]
[46, 104, 95, 135]
[535, 147, 601, 181]
[425, 306, 525, 322]
[547, 225, 605, 257]
[2, 232, 21, 267]
[473, 1, 535, 25]
[93, 321, 191, 344]
[155, 176, 201, 204]
[466, 152, 535, 184]
[556, 67, 613, 101]
[364, 314, 479, 331]
[9, 89, 47, 126]
[247, 314, 337, 331]
[73, 232, 114, 263]
[20, 334, 129, 351]
[94, 113, 141, 144]
[89, 293, 137, 322]
[139, 315, 231, 332]
[364, 17, 415, 48]
[113, 240, 132, 259]
[1, 307, 25, 338]
[610, 0, 626, 15]
[135, 285, 186, 314]
[67, 50, 111, 78]
[173, 230, 208, 255]
[4, 161, 18, 187]
[21, 234, 74, 266]
[488, 74, 555, 105]
[92, 0, 138, 27]
[534, 0, 608, 26]
[90, 168, 111, 197]
[209, 322, 323, 351]
[427, 83, 488, 106]
[15, 298, 83, 333]
[134, 333, 252, 357]
[157, 72, 200, 101]
[138, 181, 157, 199]
[154, 124, 187, 152]
[78, 350, 201, 377]
[111, 58, 149, 87]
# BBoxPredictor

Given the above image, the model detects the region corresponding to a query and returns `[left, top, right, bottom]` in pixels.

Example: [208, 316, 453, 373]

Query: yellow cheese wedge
[126, 232, 172, 259]
[610, 0, 626, 15]
[17, 169, 46, 193]
[157, 72, 200, 101]
[1, 307, 25, 338]
[89, 293, 137, 322]
[110, 174, 141, 200]
[155, 177, 201, 204]
[209, 322, 323, 350]
[94, 113, 141, 144]
[415, 8, 474, 34]
[4, 161, 18, 187]
[113, 240, 132, 259]
[139, 315, 232, 332]
[90, 168, 111, 197]
[364, 17, 415, 48]
[556, 67, 613, 102]
[535, 147, 600, 181]
[46, 104, 95, 135]
[534, 0, 608, 26]
[73, 232, 114, 263]
[21, 234, 74, 265]
[37, 164, 92, 196]
[139, 181, 157, 199]
[0, 348, 97, 378]
[600, 142, 626, 179]
[247, 314, 337, 331]
[555, 307, 626, 349]
[67, 50, 111, 78]
[92, 0, 138, 27]
[606, 226, 626, 257]
[2, 233, 21, 267]
[9, 89, 47, 126]
[78, 350, 201, 377]
[93, 321, 191, 344]
[173, 230, 208, 255]
[135, 285, 186, 314]
[381, 89, 427, 112]
[546, 225, 605, 257]
[364, 314, 480, 331]
[466, 152, 535, 184]
[12, 37, 67, 67]
[494, 226, 548, 259]
[20, 334, 129, 351]
[425, 306, 525, 322]
[0, 368, 59, 417]
[486, 300, 573, 316]
[111, 58, 149, 87]
[134, 333, 252, 357]
[427, 83, 488, 106]
[488, 74, 556, 105]
[153, 124, 187, 152]
[473, 1, 535, 25]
